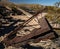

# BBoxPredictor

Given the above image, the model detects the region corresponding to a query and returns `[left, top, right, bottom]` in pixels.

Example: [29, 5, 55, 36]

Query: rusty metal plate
[2, 17, 53, 46]
[33, 32, 55, 43]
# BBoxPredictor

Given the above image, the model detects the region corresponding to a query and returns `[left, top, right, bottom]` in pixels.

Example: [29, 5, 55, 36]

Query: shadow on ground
[0, 43, 5, 49]
[0, 18, 25, 36]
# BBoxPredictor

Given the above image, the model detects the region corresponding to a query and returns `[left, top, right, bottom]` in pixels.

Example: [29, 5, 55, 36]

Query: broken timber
[2, 8, 58, 47]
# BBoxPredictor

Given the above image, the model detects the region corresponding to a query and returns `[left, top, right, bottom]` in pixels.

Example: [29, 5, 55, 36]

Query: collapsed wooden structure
[0, 6, 58, 47]
[2, 17, 57, 46]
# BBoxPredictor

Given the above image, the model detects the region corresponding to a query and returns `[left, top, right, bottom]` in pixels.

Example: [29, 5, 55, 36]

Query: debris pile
[0, 5, 59, 49]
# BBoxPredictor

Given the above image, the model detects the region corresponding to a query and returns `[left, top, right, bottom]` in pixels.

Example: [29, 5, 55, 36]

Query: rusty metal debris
[1, 7, 58, 47]
[2, 18, 56, 46]
[33, 33, 55, 43]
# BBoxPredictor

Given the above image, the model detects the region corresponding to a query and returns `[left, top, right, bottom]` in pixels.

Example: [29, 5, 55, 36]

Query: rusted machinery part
[2, 32, 55, 47]
[1, 9, 58, 47]
[13, 32, 56, 46]
[2, 17, 53, 47]
[2, 8, 46, 43]
[2, 8, 46, 41]
[33, 32, 55, 43]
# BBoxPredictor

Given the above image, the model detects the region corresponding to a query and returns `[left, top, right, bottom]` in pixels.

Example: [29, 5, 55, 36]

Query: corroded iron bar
[33, 32, 55, 43]
[2, 17, 52, 46]
[2, 8, 46, 41]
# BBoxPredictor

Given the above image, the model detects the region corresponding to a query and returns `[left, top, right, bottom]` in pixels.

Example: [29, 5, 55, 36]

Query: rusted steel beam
[33, 32, 55, 43]
[2, 8, 46, 43]
[3, 8, 45, 40]
[2, 32, 56, 47]
[9, 27, 50, 43]
[2, 17, 53, 46]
